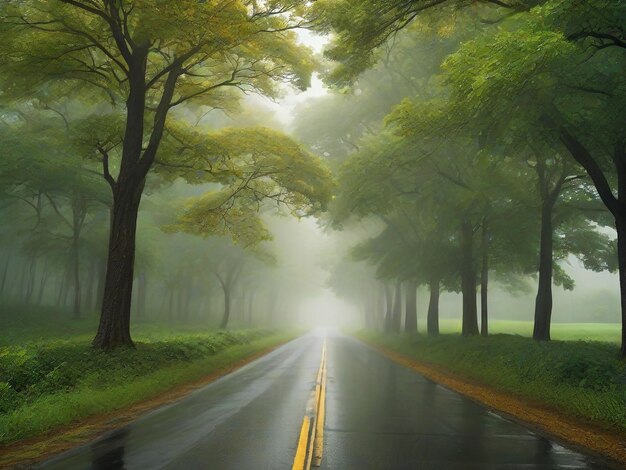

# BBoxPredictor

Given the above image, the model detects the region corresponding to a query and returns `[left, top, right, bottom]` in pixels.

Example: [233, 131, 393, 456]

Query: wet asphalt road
[39, 331, 615, 470]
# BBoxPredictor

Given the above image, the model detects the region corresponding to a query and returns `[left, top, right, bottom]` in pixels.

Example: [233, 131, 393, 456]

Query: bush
[0, 329, 273, 414]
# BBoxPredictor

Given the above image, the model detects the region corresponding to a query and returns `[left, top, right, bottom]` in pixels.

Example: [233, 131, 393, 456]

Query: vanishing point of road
[38, 331, 617, 470]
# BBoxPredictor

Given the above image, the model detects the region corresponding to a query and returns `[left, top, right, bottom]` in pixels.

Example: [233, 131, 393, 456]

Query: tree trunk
[0, 249, 11, 295]
[36, 268, 49, 305]
[617, 217, 626, 359]
[383, 283, 393, 333]
[391, 281, 402, 333]
[427, 276, 440, 336]
[61, 268, 72, 307]
[480, 222, 489, 337]
[559, 130, 626, 357]
[56, 266, 68, 306]
[533, 200, 554, 341]
[220, 286, 231, 329]
[93, 179, 145, 349]
[71, 235, 81, 319]
[24, 257, 37, 304]
[404, 279, 418, 333]
[461, 219, 479, 336]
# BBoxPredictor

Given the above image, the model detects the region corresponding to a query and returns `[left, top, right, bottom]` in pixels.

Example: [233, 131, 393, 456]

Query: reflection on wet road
[319, 335, 612, 469]
[38, 331, 616, 469]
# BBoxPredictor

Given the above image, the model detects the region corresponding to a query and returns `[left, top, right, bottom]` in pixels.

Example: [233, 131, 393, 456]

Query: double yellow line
[292, 339, 328, 470]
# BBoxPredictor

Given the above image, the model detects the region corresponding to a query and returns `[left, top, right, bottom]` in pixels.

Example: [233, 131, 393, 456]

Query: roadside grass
[357, 331, 626, 432]
[437, 319, 621, 343]
[0, 305, 299, 444]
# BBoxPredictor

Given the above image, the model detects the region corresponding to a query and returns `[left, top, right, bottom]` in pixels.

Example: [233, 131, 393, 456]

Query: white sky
[246, 29, 329, 127]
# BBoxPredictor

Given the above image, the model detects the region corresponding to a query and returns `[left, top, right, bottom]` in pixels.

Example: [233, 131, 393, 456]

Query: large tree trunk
[92, 45, 175, 349]
[480, 222, 489, 337]
[93, 179, 145, 349]
[533, 200, 554, 341]
[461, 219, 479, 336]
[427, 276, 440, 335]
[617, 217, 626, 359]
[404, 279, 418, 333]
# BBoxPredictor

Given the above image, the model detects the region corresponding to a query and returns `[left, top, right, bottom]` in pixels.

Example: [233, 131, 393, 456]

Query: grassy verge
[0, 329, 297, 444]
[356, 331, 626, 432]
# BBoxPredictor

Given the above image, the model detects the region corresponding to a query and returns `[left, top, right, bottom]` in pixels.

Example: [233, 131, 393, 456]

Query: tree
[0, 0, 320, 348]
[439, 3, 626, 354]
[315, 0, 536, 86]
[0, 112, 110, 316]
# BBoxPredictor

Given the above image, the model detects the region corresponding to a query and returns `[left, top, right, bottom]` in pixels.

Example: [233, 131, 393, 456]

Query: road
[39, 331, 616, 470]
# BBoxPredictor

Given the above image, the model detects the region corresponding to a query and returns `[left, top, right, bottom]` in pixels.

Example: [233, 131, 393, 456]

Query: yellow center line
[292, 416, 311, 470]
[312, 349, 327, 467]
[292, 339, 328, 470]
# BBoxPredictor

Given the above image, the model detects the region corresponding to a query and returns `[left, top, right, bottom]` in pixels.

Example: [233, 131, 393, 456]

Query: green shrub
[0, 329, 274, 414]
[0, 382, 20, 414]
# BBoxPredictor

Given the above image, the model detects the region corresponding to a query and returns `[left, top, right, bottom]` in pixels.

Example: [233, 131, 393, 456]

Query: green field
[0, 305, 298, 444]
[437, 319, 621, 343]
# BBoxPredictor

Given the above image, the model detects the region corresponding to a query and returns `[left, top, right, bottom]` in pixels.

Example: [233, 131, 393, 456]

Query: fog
[1, 21, 622, 344]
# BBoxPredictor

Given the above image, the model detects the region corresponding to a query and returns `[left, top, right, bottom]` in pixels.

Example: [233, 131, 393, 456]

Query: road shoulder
[357, 336, 626, 468]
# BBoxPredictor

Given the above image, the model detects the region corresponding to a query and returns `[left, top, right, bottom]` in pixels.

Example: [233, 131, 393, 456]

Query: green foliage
[315, 0, 534, 86]
[162, 126, 334, 247]
[0, 329, 268, 409]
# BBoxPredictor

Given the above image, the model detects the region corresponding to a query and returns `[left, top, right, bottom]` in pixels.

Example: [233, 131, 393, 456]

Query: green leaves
[160, 124, 334, 248]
